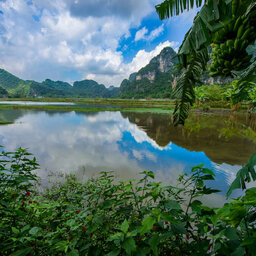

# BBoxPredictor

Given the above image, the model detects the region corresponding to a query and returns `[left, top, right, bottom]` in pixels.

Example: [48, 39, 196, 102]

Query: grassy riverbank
[0, 104, 175, 114]
[0, 97, 252, 116]
[0, 120, 13, 125]
[0, 98, 176, 108]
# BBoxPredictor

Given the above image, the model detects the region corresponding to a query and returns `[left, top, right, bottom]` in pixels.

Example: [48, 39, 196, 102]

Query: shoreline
[0, 99, 251, 116]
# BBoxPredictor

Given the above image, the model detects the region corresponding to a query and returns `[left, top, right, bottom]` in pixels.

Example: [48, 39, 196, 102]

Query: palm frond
[155, 0, 204, 20]
[173, 49, 209, 125]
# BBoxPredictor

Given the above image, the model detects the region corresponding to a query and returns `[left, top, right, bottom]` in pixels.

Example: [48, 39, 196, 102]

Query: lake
[0, 108, 255, 206]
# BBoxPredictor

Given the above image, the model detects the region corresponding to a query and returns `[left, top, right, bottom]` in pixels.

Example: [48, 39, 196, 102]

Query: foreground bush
[0, 147, 255, 255]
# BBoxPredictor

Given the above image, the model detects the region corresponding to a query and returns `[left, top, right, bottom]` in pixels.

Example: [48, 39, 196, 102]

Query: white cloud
[81, 40, 179, 86]
[135, 27, 148, 41]
[0, 0, 184, 87]
[135, 24, 164, 42]
[126, 40, 179, 73]
[148, 24, 164, 40]
[0, 0, 157, 86]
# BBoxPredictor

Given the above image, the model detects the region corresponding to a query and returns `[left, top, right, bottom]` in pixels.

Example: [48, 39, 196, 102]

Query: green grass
[0, 120, 13, 125]
[0, 97, 176, 108]
[0, 104, 174, 114]
[122, 108, 174, 114]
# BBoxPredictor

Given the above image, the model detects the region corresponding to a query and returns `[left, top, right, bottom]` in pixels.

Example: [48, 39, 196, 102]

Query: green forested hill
[0, 43, 254, 99]
[0, 69, 117, 98]
[0, 69, 24, 90]
[0, 47, 180, 99]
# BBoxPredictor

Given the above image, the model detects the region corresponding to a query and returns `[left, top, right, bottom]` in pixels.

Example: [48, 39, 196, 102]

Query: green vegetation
[0, 104, 174, 115]
[156, 0, 256, 125]
[0, 147, 255, 255]
[193, 81, 256, 112]
[209, 1, 255, 77]
[0, 86, 8, 97]
[0, 120, 13, 125]
[0, 47, 179, 100]
[119, 71, 176, 99]
[119, 47, 179, 99]
[0, 1, 255, 254]
[0, 98, 177, 107]
[0, 69, 118, 99]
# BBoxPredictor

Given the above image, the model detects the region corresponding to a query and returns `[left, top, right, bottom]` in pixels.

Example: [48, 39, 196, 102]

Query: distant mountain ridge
[0, 47, 180, 99]
[0, 69, 118, 98]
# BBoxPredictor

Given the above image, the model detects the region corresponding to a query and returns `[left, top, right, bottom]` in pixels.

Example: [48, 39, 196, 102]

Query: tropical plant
[155, 0, 256, 125]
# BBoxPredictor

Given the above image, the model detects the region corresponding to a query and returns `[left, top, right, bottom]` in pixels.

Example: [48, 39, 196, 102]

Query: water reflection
[0, 109, 255, 203]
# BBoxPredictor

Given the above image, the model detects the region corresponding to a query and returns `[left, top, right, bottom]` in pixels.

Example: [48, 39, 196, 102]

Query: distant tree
[0, 86, 8, 97]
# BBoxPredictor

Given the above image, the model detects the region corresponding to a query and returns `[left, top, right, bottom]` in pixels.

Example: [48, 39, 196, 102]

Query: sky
[0, 0, 199, 87]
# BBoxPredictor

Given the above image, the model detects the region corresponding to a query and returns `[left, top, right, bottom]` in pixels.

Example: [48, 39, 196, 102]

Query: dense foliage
[0, 86, 8, 97]
[1, 147, 255, 255]
[209, 0, 256, 77]
[119, 71, 175, 99]
[193, 81, 256, 112]
[156, 0, 256, 125]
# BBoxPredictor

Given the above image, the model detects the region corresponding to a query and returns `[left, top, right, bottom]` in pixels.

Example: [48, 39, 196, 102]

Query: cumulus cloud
[126, 41, 179, 72]
[83, 40, 179, 86]
[67, 0, 153, 21]
[0, 0, 181, 87]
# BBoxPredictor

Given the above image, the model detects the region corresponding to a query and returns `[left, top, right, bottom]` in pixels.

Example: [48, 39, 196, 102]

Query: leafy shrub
[0, 147, 255, 255]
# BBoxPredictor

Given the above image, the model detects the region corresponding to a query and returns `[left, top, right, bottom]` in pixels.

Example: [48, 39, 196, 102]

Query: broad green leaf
[171, 223, 186, 234]
[11, 248, 33, 256]
[29, 227, 42, 235]
[149, 235, 160, 256]
[140, 216, 156, 235]
[229, 205, 247, 226]
[121, 219, 129, 233]
[66, 219, 76, 227]
[240, 237, 256, 246]
[12, 227, 20, 234]
[21, 225, 30, 233]
[66, 250, 79, 256]
[54, 241, 68, 251]
[122, 237, 136, 255]
[243, 187, 256, 205]
[106, 250, 121, 256]
[230, 247, 245, 256]
[225, 227, 239, 240]
[227, 152, 256, 197]
[164, 200, 181, 210]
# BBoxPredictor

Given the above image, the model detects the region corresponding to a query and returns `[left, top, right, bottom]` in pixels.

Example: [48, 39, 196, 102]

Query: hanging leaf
[227, 152, 256, 197]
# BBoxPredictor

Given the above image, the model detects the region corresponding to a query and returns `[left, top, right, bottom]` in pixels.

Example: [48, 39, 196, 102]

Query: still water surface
[0, 109, 255, 205]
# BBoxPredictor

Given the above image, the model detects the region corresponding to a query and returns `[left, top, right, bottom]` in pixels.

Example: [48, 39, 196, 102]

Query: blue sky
[0, 0, 199, 86]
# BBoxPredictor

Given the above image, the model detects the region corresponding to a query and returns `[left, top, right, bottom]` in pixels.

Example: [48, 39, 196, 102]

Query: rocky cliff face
[119, 47, 179, 99]
[134, 47, 178, 83]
